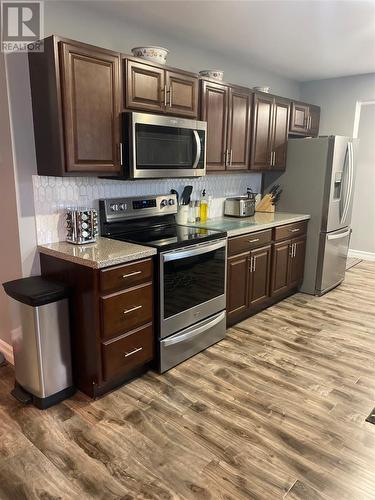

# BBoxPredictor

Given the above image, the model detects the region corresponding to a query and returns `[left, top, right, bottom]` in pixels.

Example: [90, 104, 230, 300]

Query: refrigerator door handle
[327, 229, 351, 240]
[341, 141, 354, 224]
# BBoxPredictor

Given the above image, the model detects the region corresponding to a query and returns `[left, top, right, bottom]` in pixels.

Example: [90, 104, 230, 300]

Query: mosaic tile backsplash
[32, 173, 262, 244]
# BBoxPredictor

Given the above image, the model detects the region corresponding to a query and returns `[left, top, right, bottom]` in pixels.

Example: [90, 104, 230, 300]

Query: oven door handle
[162, 239, 226, 262]
[192, 130, 201, 170]
[162, 311, 226, 346]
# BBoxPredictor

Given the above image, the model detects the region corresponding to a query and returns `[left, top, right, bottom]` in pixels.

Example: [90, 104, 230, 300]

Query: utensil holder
[176, 205, 189, 224]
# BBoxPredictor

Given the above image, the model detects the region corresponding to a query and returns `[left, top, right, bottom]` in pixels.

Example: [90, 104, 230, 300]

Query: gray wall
[44, 1, 301, 98]
[350, 103, 375, 256]
[300, 73, 375, 135]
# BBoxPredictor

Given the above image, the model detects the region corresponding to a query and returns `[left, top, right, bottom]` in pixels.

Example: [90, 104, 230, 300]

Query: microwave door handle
[192, 130, 201, 169]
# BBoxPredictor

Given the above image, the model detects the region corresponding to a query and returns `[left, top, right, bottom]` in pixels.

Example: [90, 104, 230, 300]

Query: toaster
[224, 196, 256, 217]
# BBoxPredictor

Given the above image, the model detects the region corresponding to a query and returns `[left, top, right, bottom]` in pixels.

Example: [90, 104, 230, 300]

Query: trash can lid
[3, 276, 70, 307]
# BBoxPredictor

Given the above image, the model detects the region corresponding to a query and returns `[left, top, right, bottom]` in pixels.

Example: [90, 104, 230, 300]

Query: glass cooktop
[108, 224, 226, 251]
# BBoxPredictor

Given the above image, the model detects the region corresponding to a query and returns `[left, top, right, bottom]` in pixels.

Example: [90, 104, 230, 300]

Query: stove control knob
[168, 198, 175, 206]
[118, 203, 125, 211]
[110, 203, 118, 212]
[160, 199, 168, 207]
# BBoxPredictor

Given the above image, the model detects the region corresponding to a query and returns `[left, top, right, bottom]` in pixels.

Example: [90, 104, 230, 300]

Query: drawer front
[228, 229, 272, 256]
[101, 283, 153, 339]
[102, 324, 154, 381]
[100, 259, 153, 294]
[274, 221, 308, 242]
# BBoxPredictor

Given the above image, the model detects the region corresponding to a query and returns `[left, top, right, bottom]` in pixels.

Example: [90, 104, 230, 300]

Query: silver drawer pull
[123, 305, 142, 315]
[248, 238, 260, 243]
[122, 271, 142, 279]
[124, 347, 143, 358]
[289, 228, 300, 232]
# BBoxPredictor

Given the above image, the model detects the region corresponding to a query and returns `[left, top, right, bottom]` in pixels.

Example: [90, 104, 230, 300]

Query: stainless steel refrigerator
[274, 136, 356, 295]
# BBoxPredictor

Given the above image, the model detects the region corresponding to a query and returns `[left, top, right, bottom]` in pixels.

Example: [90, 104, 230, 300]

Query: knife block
[255, 194, 275, 213]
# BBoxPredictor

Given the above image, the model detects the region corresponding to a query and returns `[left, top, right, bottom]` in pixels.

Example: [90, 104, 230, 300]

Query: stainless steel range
[99, 194, 227, 373]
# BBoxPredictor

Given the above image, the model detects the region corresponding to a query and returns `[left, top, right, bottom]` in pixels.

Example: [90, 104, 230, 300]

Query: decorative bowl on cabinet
[199, 70, 224, 81]
[131, 46, 169, 65]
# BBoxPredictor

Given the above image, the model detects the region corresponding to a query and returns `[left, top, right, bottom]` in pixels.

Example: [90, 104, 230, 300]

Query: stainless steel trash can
[3, 276, 75, 409]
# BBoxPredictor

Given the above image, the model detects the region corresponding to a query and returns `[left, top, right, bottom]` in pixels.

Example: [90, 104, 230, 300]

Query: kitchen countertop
[190, 212, 310, 237]
[38, 237, 157, 269]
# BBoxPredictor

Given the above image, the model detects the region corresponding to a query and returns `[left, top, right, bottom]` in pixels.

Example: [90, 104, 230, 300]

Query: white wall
[300, 73, 375, 135]
[350, 103, 375, 257]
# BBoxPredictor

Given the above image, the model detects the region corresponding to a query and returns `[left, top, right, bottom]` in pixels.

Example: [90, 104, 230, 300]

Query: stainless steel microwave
[122, 112, 207, 179]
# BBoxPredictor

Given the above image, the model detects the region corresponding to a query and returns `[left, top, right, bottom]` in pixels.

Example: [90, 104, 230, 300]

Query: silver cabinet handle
[122, 270, 142, 279]
[119, 143, 123, 166]
[124, 347, 143, 358]
[229, 149, 233, 167]
[294, 243, 297, 257]
[249, 256, 253, 272]
[169, 86, 172, 107]
[164, 84, 167, 107]
[253, 255, 256, 272]
[123, 305, 142, 315]
[248, 238, 259, 243]
[224, 149, 229, 167]
[289, 228, 300, 233]
[290, 244, 294, 258]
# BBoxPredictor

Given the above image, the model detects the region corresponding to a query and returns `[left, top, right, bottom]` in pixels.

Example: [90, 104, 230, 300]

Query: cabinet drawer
[274, 221, 307, 242]
[102, 324, 154, 381]
[228, 229, 272, 256]
[101, 283, 153, 339]
[100, 259, 152, 294]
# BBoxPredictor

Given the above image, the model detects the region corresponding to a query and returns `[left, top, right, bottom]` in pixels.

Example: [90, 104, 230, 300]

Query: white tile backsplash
[32, 173, 262, 244]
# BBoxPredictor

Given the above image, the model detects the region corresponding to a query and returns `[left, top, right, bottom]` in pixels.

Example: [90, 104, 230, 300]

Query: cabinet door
[226, 87, 252, 170]
[288, 236, 306, 289]
[126, 60, 165, 113]
[271, 240, 291, 296]
[248, 245, 271, 308]
[59, 42, 121, 174]
[308, 105, 320, 137]
[227, 253, 250, 319]
[289, 102, 309, 134]
[166, 70, 198, 118]
[271, 97, 290, 170]
[251, 93, 274, 170]
[201, 81, 229, 171]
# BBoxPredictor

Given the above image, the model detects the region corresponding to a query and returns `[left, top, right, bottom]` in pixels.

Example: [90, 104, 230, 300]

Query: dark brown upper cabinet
[29, 36, 122, 176]
[200, 80, 229, 171]
[251, 92, 290, 171]
[290, 101, 320, 137]
[200, 79, 252, 172]
[125, 59, 198, 118]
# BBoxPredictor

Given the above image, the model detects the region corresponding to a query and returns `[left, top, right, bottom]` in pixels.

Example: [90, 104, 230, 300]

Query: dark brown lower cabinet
[227, 253, 250, 321]
[40, 254, 154, 398]
[248, 245, 272, 308]
[227, 222, 307, 326]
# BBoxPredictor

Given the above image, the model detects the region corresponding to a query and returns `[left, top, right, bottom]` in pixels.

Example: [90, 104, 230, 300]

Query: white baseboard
[0, 339, 14, 365]
[348, 249, 375, 261]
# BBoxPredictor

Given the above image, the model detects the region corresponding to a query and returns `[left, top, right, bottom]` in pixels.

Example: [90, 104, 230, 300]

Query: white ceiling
[90, 0, 375, 81]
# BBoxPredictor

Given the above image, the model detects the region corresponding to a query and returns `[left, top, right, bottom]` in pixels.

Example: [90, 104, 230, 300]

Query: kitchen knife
[170, 189, 179, 205]
[180, 185, 193, 205]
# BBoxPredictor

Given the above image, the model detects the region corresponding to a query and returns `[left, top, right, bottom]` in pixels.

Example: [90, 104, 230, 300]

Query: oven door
[126, 112, 206, 179]
[160, 239, 227, 339]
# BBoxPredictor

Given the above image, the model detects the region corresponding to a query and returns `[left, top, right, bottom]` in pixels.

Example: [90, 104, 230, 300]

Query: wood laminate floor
[1, 261, 375, 500]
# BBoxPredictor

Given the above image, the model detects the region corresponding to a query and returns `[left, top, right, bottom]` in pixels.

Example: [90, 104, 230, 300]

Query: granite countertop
[38, 237, 157, 269]
[190, 212, 311, 237]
